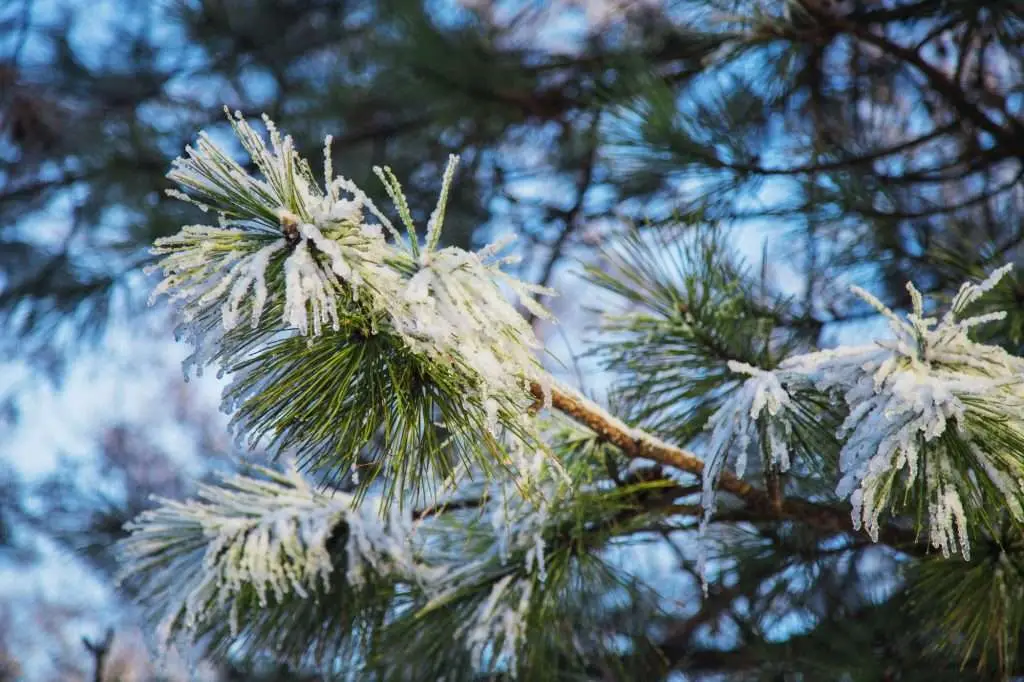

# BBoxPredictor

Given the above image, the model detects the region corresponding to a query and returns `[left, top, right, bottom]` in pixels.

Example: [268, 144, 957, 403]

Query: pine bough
[119, 110, 1024, 676]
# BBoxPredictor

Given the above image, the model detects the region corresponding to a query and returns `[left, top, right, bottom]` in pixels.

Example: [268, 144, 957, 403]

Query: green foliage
[226, 330, 511, 502]
[911, 523, 1024, 676]
[584, 228, 814, 446]
[4, 0, 1024, 679]
[118, 456, 685, 680]
[364, 542, 656, 681]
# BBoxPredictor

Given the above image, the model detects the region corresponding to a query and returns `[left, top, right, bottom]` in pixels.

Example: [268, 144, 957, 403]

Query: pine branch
[841, 22, 1021, 151]
[856, 165, 1024, 221]
[532, 381, 919, 547]
[152, 110, 929, 549]
[130, 110, 1024, 677]
[413, 495, 487, 520]
[636, 122, 959, 178]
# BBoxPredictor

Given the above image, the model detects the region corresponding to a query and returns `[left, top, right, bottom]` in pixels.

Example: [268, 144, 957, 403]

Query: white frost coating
[394, 243, 554, 405]
[425, 155, 459, 253]
[484, 398, 501, 436]
[152, 110, 554, 416]
[694, 360, 798, 591]
[701, 360, 795, 529]
[430, 434, 561, 669]
[120, 455, 562, 675]
[701, 265, 1024, 559]
[432, 437, 558, 671]
[281, 239, 340, 336]
[118, 465, 435, 649]
[228, 240, 286, 329]
[799, 269, 1024, 557]
[154, 112, 393, 338]
[461, 574, 534, 670]
[487, 440, 551, 583]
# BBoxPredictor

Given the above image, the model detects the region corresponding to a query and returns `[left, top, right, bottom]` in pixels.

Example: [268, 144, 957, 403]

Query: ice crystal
[486, 438, 553, 582]
[793, 267, 1024, 557]
[120, 457, 564, 676]
[460, 574, 535, 670]
[395, 241, 553, 404]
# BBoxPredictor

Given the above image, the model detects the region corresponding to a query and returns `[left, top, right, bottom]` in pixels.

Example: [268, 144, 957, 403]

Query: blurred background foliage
[0, 0, 1021, 679]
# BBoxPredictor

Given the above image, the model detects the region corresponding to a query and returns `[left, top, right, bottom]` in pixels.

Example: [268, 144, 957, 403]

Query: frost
[393, 242, 553, 404]
[118, 465, 437, 650]
[222, 240, 286, 330]
[281, 239, 340, 336]
[460, 574, 534, 670]
[120, 454, 563, 675]
[701, 361, 796, 529]
[425, 154, 459, 253]
[795, 269, 1024, 555]
[706, 362, 794, 475]
[695, 360, 800, 590]
[702, 265, 1024, 559]
[152, 111, 554, 426]
[429, 439, 558, 671]
[488, 452, 551, 582]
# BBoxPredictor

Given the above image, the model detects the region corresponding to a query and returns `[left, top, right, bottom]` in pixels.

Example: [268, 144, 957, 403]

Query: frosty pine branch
[704, 266, 1024, 558]
[122, 110, 1024, 672]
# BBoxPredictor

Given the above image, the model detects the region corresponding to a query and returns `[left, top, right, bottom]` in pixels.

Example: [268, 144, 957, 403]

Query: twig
[534, 380, 921, 549]
[412, 495, 487, 520]
[527, 110, 602, 325]
[844, 24, 1019, 147]
[82, 628, 113, 682]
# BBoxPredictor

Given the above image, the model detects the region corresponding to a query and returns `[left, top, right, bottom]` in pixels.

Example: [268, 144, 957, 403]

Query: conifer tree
[117, 107, 1024, 678]
[2, 0, 1023, 679]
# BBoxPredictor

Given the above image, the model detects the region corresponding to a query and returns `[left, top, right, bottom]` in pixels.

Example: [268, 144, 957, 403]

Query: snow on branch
[138, 109, 1024, 676]
[151, 110, 554, 413]
[119, 451, 563, 670]
[144, 111, 572, 513]
[117, 466, 435, 649]
[701, 361, 795, 526]
[706, 265, 1024, 558]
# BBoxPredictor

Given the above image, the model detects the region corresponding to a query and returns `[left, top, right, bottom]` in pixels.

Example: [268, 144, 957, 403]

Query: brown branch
[0, 169, 96, 204]
[527, 110, 602, 324]
[537, 381, 754, 497]
[853, 0, 946, 24]
[330, 115, 434, 151]
[412, 495, 487, 520]
[870, 144, 1011, 185]
[534, 381, 922, 550]
[700, 124, 958, 177]
[844, 25, 1020, 152]
[82, 628, 113, 682]
[857, 164, 1024, 220]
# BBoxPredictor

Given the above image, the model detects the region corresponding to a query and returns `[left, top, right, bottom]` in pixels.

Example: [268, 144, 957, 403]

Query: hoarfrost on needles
[120, 459, 559, 671]
[151, 111, 552, 413]
[702, 360, 795, 511]
[702, 264, 1024, 559]
[136, 111, 570, 672]
[117, 466, 430, 647]
[136, 108, 1024, 679]
[461, 574, 534, 670]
